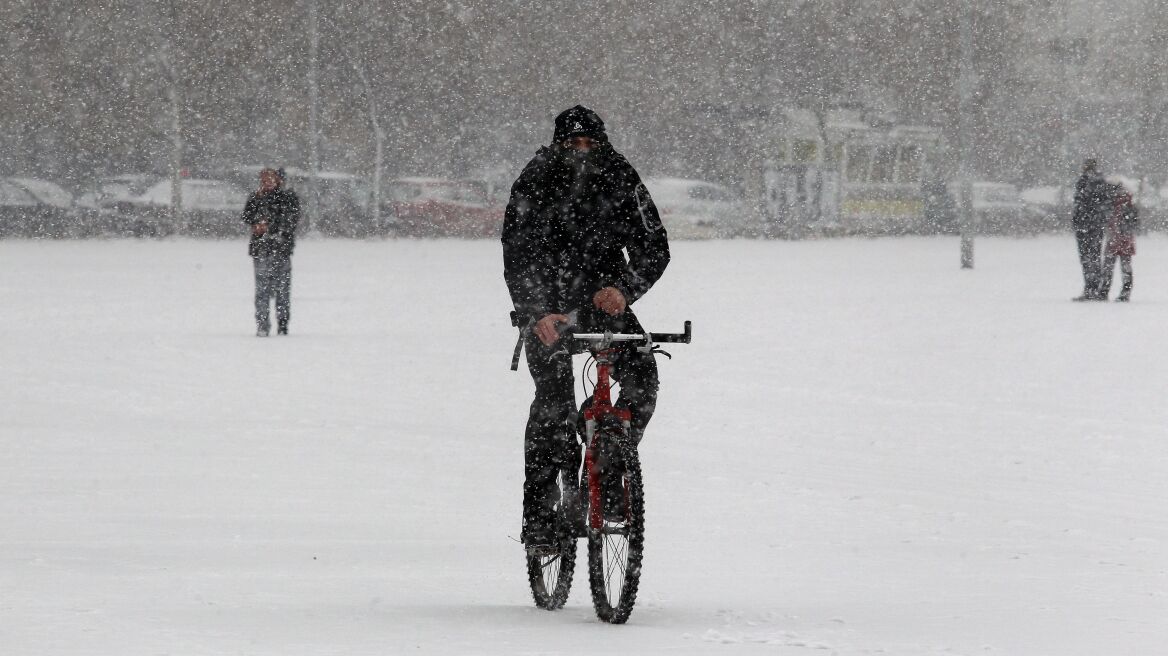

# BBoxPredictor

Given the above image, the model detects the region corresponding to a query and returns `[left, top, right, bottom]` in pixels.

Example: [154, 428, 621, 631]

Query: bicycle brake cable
[649, 346, 673, 359]
[581, 354, 596, 399]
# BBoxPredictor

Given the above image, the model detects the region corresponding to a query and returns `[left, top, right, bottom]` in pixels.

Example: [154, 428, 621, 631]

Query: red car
[385, 178, 503, 238]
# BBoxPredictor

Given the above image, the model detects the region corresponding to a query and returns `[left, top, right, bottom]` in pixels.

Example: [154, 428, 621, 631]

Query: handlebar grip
[648, 320, 691, 344]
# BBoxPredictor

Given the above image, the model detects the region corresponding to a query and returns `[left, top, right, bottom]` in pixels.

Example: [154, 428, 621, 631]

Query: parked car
[7, 177, 74, 209]
[3, 177, 75, 237]
[293, 170, 372, 236]
[75, 174, 163, 236]
[641, 177, 755, 239]
[1018, 185, 1070, 233]
[223, 167, 374, 237]
[947, 181, 1028, 234]
[130, 178, 251, 237]
[0, 179, 40, 238]
[384, 177, 502, 238]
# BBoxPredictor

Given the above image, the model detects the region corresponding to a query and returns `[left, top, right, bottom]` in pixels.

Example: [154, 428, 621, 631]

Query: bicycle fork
[582, 350, 632, 531]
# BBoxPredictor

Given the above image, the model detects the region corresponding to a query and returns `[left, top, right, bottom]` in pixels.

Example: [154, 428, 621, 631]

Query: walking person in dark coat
[1072, 158, 1109, 301]
[242, 168, 301, 336]
[1099, 183, 1138, 302]
[502, 105, 670, 552]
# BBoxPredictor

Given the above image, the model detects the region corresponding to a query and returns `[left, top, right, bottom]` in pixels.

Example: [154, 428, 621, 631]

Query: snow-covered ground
[2, 235, 1166, 655]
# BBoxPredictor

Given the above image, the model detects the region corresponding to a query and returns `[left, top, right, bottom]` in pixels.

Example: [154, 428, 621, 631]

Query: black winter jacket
[242, 187, 301, 258]
[502, 143, 669, 320]
[1072, 171, 1109, 231]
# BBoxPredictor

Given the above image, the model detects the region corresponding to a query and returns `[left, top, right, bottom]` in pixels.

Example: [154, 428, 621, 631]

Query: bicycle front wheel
[585, 431, 645, 624]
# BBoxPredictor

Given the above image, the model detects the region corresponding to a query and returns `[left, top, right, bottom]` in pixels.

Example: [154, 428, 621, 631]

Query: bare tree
[138, 0, 185, 218]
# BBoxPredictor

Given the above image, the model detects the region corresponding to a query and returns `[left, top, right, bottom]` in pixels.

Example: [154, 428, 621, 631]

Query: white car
[135, 178, 248, 210]
[641, 177, 752, 239]
[2, 177, 75, 238]
[128, 178, 250, 237]
[5, 177, 74, 209]
[76, 174, 160, 210]
[948, 181, 1028, 234]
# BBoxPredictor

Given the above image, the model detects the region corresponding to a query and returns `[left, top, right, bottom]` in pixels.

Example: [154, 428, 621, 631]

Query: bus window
[846, 145, 871, 182]
[792, 139, 818, 163]
[827, 143, 844, 165]
[871, 145, 897, 183]
[898, 145, 922, 183]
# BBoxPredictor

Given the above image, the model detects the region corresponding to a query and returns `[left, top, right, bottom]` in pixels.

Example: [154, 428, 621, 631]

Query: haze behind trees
[2, 0, 1165, 190]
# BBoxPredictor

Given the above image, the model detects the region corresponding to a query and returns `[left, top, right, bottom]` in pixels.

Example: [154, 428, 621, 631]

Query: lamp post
[307, 0, 320, 232]
[348, 43, 383, 228]
[958, 0, 976, 269]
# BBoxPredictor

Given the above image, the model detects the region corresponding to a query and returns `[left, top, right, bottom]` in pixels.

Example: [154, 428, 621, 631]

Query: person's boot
[1117, 279, 1132, 302]
[521, 501, 560, 555]
[522, 522, 557, 556]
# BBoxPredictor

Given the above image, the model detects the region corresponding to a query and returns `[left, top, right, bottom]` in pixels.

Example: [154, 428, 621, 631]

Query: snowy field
[2, 235, 1166, 655]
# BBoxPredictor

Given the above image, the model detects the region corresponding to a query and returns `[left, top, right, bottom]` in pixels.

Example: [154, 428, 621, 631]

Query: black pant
[521, 309, 659, 538]
[253, 254, 291, 332]
[1075, 227, 1103, 295]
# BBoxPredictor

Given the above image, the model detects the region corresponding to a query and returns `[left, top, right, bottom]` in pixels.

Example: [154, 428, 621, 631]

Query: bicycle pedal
[526, 543, 561, 558]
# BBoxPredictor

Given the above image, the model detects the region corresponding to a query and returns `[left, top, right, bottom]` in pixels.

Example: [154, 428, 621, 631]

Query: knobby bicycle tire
[586, 430, 645, 624]
[526, 471, 579, 610]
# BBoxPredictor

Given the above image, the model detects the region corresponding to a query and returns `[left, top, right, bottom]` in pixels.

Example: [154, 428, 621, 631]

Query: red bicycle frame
[581, 348, 631, 531]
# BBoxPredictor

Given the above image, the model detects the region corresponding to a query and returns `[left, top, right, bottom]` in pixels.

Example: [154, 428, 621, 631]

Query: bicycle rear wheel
[526, 472, 579, 610]
[585, 430, 645, 624]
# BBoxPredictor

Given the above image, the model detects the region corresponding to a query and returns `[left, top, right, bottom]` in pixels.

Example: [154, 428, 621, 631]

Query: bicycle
[512, 312, 691, 623]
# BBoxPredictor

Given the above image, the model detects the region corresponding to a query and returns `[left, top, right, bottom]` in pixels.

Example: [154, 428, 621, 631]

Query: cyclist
[502, 105, 671, 553]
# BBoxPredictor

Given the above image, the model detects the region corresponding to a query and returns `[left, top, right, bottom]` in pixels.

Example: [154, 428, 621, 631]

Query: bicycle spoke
[586, 434, 644, 623]
[605, 536, 628, 576]
[526, 471, 578, 611]
[603, 534, 629, 605]
[542, 555, 560, 590]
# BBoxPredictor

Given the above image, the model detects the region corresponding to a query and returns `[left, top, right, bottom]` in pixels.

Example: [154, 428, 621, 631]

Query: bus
[762, 108, 942, 235]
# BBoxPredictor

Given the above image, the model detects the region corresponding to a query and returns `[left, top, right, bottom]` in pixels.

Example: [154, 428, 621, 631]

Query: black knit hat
[553, 105, 607, 143]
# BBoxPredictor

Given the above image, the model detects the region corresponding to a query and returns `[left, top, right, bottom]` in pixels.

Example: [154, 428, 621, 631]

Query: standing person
[1072, 158, 1109, 301]
[1099, 183, 1138, 302]
[502, 105, 670, 553]
[242, 167, 301, 336]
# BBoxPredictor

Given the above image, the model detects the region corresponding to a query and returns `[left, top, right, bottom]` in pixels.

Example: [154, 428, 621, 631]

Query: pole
[958, 0, 975, 269]
[150, 1, 183, 228]
[374, 129, 383, 226]
[1137, 0, 1155, 205]
[1058, 7, 1071, 207]
[167, 73, 183, 226]
[307, 0, 320, 233]
[347, 42, 383, 229]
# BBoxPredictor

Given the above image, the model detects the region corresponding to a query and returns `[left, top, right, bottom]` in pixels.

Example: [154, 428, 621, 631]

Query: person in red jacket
[1099, 183, 1137, 302]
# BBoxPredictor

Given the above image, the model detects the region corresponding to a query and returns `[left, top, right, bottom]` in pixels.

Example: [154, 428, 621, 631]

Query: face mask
[567, 148, 592, 165]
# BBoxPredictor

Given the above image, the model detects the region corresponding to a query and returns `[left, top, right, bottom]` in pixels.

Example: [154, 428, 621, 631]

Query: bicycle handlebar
[510, 311, 691, 344]
[509, 311, 690, 369]
[568, 320, 692, 345]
